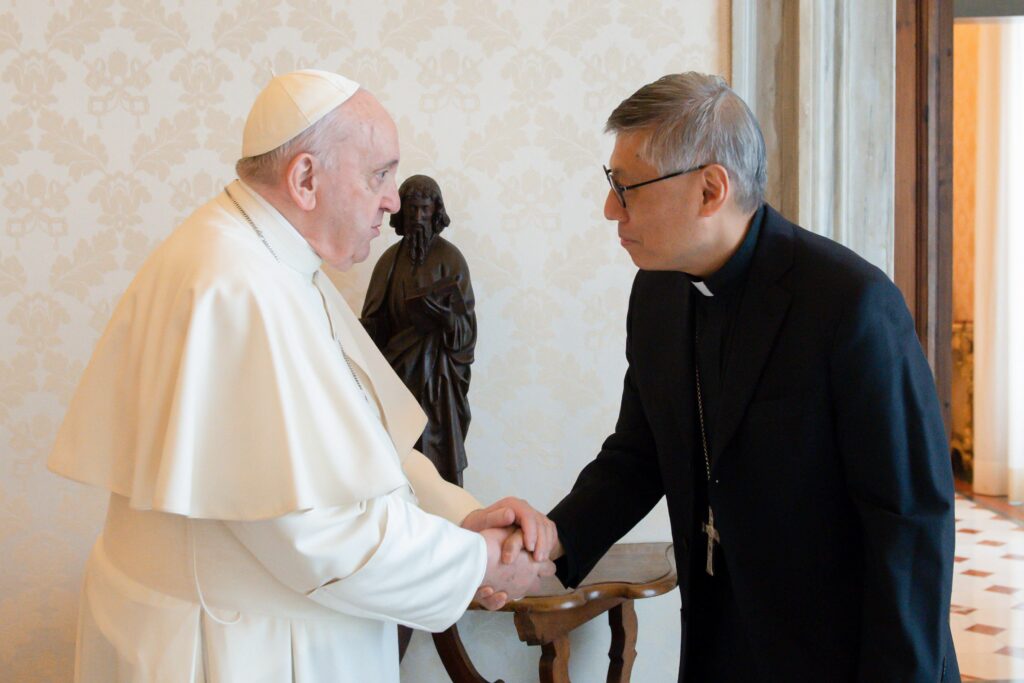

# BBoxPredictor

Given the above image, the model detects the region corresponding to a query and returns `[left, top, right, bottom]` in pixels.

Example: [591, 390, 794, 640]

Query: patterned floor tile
[967, 607, 1024, 632]
[963, 569, 994, 578]
[966, 623, 1005, 636]
[996, 645, 1024, 659]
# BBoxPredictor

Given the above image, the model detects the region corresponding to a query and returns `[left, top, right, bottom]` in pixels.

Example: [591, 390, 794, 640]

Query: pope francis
[48, 70, 556, 683]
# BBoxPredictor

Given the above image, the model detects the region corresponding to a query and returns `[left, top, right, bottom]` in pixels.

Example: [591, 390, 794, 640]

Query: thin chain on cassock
[225, 187, 280, 262]
[224, 186, 367, 397]
[694, 325, 720, 576]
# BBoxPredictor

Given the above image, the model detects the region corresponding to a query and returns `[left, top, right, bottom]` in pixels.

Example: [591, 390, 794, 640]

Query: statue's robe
[361, 235, 476, 485]
[49, 180, 485, 683]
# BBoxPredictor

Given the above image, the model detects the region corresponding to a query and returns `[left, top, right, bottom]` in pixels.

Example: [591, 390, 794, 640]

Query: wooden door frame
[894, 0, 954, 435]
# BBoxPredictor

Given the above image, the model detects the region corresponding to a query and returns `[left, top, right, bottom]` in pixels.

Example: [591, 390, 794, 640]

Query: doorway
[953, 12, 1024, 501]
[895, 1, 1024, 502]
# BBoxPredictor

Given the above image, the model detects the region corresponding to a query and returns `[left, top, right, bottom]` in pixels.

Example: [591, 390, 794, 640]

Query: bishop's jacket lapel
[710, 207, 795, 465]
[643, 272, 696, 475]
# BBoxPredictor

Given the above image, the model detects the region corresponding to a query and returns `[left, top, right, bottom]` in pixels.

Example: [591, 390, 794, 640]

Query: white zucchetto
[241, 69, 360, 158]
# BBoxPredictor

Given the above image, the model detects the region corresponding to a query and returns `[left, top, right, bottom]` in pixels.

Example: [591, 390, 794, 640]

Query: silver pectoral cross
[702, 505, 720, 576]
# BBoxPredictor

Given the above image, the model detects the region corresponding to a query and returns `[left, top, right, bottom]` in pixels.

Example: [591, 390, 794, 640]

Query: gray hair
[606, 72, 766, 213]
[235, 104, 349, 186]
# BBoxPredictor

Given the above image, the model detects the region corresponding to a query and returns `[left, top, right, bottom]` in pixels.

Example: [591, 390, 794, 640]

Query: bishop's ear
[698, 164, 730, 217]
[284, 152, 318, 211]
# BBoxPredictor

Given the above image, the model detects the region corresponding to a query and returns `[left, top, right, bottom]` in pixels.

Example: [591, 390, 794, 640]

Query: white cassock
[49, 180, 488, 683]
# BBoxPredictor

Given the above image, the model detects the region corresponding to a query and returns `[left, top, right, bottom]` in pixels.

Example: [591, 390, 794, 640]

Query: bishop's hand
[462, 497, 559, 564]
[466, 497, 558, 563]
[462, 498, 559, 609]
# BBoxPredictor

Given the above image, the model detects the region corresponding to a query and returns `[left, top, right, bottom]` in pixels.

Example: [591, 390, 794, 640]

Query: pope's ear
[284, 153, 317, 211]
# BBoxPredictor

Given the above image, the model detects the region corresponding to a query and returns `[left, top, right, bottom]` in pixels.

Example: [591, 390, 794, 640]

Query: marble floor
[953, 493, 1024, 681]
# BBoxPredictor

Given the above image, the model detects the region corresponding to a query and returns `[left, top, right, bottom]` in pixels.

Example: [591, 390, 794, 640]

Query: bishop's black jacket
[550, 204, 959, 682]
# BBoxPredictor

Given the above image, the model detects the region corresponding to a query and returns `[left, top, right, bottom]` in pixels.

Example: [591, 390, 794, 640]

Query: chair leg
[432, 624, 503, 683]
[539, 635, 571, 683]
[607, 601, 638, 683]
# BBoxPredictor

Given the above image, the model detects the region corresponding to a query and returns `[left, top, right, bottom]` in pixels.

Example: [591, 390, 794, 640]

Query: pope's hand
[462, 506, 516, 609]
[477, 526, 555, 610]
[462, 497, 559, 563]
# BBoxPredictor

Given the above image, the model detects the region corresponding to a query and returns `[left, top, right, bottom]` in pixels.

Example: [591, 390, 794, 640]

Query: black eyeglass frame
[603, 163, 708, 208]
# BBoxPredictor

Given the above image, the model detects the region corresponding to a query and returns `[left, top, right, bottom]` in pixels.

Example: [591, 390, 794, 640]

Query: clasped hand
[461, 497, 559, 610]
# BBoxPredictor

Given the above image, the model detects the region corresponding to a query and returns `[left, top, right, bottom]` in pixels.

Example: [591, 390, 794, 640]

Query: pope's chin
[322, 249, 357, 272]
[352, 238, 376, 266]
[330, 233, 377, 271]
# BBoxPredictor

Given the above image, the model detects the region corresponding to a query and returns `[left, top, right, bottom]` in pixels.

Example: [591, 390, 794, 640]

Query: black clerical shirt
[690, 205, 764, 430]
[685, 205, 764, 682]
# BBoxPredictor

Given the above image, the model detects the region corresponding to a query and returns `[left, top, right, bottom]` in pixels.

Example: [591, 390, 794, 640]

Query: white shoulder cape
[49, 184, 427, 520]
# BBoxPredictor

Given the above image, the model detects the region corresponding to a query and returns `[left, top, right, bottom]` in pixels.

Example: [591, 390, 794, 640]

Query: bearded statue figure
[361, 175, 476, 486]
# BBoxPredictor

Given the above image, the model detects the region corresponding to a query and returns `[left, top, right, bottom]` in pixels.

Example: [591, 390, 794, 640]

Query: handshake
[461, 497, 561, 610]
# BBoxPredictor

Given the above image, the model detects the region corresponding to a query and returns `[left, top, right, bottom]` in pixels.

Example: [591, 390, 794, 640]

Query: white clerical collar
[231, 179, 323, 278]
[691, 280, 714, 297]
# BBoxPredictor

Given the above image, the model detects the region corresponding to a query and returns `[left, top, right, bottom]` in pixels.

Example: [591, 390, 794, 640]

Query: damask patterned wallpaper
[0, 1, 728, 680]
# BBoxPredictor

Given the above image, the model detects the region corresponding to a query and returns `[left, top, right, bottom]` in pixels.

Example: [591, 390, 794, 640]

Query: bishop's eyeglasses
[603, 163, 708, 209]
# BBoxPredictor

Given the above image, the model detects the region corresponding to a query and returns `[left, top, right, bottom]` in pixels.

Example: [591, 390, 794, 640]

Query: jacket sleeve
[829, 277, 956, 682]
[225, 487, 487, 632]
[548, 281, 665, 587]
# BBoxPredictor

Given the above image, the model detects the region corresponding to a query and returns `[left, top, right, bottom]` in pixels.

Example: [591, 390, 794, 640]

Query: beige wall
[0, 1, 729, 680]
[954, 23, 978, 325]
[951, 22, 979, 468]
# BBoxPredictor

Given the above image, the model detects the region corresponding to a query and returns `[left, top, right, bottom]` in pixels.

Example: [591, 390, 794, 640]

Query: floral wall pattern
[0, 1, 728, 680]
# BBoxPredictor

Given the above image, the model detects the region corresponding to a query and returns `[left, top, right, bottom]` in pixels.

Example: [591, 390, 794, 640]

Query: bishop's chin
[626, 253, 650, 270]
[620, 244, 648, 269]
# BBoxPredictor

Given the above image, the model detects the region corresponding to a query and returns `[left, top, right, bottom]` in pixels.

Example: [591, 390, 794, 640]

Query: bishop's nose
[604, 190, 626, 222]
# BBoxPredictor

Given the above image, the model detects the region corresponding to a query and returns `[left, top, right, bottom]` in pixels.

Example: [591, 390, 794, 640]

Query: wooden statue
[361, 174, 476, 486]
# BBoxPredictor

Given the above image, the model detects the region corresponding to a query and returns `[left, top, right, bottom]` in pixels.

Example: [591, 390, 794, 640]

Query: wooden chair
[432, 542, 677, 683]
